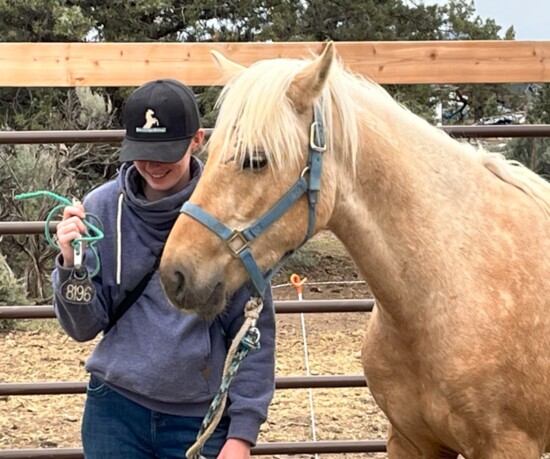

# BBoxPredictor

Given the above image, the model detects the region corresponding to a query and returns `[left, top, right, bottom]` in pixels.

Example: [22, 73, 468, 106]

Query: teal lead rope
[15, 191, 104, 277]
[186, 298, 264, 459]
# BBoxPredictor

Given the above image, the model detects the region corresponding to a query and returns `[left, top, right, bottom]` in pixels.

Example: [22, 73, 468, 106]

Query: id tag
[60, 269, 96, 304]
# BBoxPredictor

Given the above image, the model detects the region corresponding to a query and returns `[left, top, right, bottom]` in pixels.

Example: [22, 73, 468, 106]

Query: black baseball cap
[120, 79, 200, 163]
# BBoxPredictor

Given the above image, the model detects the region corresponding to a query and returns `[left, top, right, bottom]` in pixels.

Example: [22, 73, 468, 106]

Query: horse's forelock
[210, 59, 306, 171]
[209, 56, 371, 176]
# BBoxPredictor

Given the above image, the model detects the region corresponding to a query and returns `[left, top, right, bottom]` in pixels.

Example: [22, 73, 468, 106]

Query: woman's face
[134, 130, 204, 201]
[134, 153, 192, 200]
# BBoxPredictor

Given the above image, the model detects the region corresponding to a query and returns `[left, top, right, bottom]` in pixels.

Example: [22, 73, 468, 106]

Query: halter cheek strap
[180, 103, 326, 298]
[180, 203, 272, 296]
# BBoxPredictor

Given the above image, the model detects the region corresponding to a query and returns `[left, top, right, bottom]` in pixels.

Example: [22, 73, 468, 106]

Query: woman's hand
[217, 438, 251, 459]
[55, 203, 87, 268]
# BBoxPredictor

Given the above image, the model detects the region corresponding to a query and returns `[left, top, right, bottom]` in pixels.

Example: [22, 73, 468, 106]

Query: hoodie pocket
[87, 293, 221, 404]
[150, 320, 214, 403]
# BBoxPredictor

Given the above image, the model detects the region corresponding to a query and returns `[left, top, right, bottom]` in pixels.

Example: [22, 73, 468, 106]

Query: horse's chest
[362, 339, 465, 449]
[362, 314, 453, 426]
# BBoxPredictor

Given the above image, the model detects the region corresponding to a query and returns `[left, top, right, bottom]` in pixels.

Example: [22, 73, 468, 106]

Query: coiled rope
[15, 191, 104, 277]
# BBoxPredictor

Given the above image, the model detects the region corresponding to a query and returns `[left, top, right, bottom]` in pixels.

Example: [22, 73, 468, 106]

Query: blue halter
[180, 104, 326, 298]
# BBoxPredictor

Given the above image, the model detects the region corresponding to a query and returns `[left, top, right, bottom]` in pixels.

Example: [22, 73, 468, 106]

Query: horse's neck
[328, 115, 480, 322]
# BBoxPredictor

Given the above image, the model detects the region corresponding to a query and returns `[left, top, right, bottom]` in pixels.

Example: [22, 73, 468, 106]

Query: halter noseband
[180, 103, 326, 298]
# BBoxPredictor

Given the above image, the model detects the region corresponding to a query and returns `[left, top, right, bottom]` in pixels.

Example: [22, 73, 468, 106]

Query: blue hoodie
[52, 159, 276, 445]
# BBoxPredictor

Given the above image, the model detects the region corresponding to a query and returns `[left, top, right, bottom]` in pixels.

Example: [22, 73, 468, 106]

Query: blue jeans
[82, 375, 229, 459]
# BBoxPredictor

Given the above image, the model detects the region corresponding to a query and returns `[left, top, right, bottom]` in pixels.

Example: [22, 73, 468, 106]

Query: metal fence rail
[0, 300, 374, 319]
[0, 374, 368, 397]
[0, 440, 387, 458]
[0, 124, 550, 146]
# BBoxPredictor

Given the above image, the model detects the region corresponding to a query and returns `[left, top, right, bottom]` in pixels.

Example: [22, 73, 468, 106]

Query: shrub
[0, 252, 28, 330]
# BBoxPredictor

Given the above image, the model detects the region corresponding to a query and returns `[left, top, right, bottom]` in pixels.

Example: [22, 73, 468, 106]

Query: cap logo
[135, 109, 167, 134]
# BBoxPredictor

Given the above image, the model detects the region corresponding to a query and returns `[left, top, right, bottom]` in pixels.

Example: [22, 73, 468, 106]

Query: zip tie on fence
[186, 297, 263, 459]
[14, 191, 104, 277]
[290, 274, 319, 459]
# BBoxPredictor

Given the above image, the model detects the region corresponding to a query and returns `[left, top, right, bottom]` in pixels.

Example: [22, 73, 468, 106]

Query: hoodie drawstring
[116, 191, 124, 285]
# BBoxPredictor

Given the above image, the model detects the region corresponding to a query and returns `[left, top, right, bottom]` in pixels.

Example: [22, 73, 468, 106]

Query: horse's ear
[211, 50, 246, 84]
[288, 42, 335, 112]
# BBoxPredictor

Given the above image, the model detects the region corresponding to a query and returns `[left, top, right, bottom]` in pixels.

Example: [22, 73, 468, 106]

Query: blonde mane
[209, 54, 550, 217]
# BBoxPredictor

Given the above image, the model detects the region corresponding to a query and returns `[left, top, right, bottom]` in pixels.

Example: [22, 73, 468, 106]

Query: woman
[52, 79, 276, 459]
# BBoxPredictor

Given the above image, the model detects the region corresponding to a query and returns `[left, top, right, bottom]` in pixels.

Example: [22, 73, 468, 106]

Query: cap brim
[120, 137, 192, 163]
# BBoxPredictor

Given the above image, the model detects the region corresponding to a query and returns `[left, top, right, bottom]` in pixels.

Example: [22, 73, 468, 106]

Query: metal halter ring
[227, 229, 249, 258]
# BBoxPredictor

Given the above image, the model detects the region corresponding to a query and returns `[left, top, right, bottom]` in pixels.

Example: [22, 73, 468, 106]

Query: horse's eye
[242, 154, 268, 170]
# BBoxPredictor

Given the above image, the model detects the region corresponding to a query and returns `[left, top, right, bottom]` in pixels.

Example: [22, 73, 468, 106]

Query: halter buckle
[227, 230, 249, 258]
[309, 121, 326, 152]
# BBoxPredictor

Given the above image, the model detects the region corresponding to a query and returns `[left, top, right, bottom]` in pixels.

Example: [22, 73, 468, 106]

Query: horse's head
[160, 43, 342, 319]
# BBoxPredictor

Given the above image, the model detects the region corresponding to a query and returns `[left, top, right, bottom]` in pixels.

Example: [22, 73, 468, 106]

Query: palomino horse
[160, 43, 550, 458]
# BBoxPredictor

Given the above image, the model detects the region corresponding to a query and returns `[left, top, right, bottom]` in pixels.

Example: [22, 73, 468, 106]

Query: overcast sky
[423, 0, 548, 40]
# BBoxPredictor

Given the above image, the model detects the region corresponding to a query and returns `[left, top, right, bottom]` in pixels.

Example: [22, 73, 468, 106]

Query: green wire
[15, 191, 104, 277]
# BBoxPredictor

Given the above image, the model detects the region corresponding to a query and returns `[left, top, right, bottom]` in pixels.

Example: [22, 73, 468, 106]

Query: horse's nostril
[173, 270, 185, 298]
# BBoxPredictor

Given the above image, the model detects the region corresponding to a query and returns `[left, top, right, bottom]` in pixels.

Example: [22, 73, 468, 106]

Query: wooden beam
[0, 41, 549, 87]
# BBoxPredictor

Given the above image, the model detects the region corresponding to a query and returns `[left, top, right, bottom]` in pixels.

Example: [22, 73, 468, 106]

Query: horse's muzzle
[159, 264, 226, 321]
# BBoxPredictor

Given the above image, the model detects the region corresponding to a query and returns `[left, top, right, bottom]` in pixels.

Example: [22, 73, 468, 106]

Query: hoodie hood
[119, 159, 203, 228]
[113, 158, 204, 284]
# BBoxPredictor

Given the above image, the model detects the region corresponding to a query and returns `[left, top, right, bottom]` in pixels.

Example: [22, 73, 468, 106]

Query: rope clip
[242, 327, 261, 350]
[74, 240, 84, 270]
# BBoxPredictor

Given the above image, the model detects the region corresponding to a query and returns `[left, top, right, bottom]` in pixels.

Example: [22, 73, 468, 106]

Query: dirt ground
[2, 232, 548, 458]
